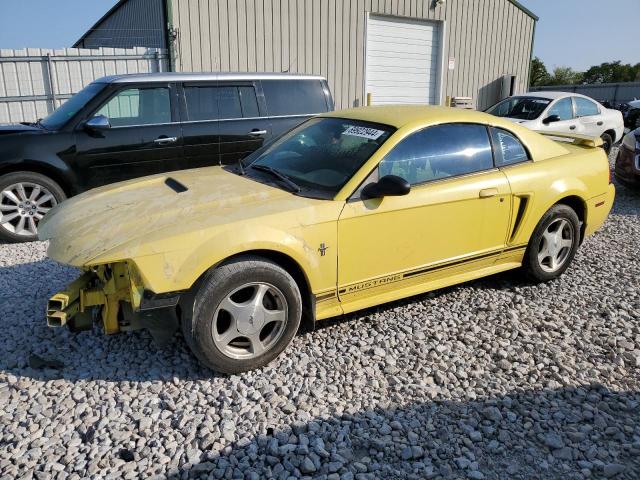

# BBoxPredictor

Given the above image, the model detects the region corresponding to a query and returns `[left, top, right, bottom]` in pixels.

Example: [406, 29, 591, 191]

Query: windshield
[242, 117, 395, 197]
[486, 96, 551, 120]
[40, 82, 106, 130]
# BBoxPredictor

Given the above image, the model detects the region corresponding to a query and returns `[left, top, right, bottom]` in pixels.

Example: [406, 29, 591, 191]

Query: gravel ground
[1, 151, 639, 480]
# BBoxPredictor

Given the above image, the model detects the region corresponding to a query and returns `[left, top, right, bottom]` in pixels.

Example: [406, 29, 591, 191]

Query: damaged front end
[47, 262, 182, 344]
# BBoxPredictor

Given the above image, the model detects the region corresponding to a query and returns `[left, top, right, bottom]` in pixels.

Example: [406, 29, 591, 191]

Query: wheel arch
[0, 161, 76, 197]
[602, 128, 617, 143]
[178, 249, 316, 334]
[553, 194, 587, 242]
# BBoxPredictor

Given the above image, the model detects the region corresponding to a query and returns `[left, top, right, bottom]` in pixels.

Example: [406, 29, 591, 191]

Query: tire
[523, 204, 581, 283]
[182, 256, 302, 374]
[600, 133, 613, 155]
[0, 171, 66, 243]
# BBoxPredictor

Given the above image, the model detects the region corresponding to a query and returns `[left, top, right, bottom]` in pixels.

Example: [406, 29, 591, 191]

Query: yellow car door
[337, 123, 512, 313]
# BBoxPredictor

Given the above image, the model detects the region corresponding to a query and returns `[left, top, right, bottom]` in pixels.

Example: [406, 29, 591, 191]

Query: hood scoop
[164, 177, 188, 193]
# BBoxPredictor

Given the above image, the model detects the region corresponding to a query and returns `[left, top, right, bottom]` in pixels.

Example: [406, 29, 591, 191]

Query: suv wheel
[0, 172, 66, 243]
[182, 256, 302, 374]
[523, 204, 580, 282]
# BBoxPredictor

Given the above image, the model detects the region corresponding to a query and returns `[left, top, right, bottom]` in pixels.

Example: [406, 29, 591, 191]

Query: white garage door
[366, 15, 441, 105]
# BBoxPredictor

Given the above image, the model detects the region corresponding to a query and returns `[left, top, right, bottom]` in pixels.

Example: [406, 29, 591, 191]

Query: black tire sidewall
[600, 133, 613, 155]
[184, 257, 302, 374]
[0, 171, 66, 243]
[524, 205, 580, 283]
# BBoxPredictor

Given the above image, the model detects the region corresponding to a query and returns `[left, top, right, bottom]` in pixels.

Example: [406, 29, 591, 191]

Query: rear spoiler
[534, 131, 603, 148]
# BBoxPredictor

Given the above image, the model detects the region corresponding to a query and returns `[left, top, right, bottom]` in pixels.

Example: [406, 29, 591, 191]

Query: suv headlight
[622, 132, 639, 151]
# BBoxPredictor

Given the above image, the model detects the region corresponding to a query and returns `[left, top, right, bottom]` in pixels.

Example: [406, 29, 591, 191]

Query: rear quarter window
[262, 80, 328, 116]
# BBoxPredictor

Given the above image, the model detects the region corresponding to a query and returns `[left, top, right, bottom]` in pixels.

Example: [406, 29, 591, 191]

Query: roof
[521, 91, 601, 101]
[77, 0, 537, 50]
[73, 0, 129, 48]
[321, 105, 569, 162]
[95, 72, 327, 84]
[322, 105, 505, 129]
[507, 0, 539, 21]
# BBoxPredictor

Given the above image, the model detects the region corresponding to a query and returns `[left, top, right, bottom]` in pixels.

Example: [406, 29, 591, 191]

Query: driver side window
[378, 124, 494, 185]
[547, 97, 574, 121]
[95, 87, 172, 127]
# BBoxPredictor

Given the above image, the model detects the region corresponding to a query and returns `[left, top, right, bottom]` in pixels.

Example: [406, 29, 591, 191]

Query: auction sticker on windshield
[343, 125, 386, 140]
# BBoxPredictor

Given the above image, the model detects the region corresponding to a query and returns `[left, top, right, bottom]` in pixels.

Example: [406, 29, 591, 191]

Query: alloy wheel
[537, 218, 574, 273]
[0, 182, 57, 236]
[212, 282, 288, 360]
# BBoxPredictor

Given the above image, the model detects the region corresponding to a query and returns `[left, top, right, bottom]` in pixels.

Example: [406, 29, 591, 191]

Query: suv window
[185, 85, 260, 120]
[95, 87, 171, 127]
[379, 124, 494, 185]
[547, 97, 574, 121]
[575, 97, 600, 117]
[491, 128, 529, 166]
[262, 80, 328, 116]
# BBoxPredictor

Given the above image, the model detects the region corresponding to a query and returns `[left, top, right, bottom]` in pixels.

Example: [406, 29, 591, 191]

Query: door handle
[597, 121, 604, 126]
[248, 129, 267, 136]
[569, 125, 576, 130]
[479, 188, 498, 198]
[154, 136, 177, 145]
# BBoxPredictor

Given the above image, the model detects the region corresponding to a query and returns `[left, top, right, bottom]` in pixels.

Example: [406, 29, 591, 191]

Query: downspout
[163, 0, 175, 72]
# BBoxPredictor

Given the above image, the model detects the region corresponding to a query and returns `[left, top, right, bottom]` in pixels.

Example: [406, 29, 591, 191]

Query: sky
[0, 0, 636, 72]
[518, 0, 637, 71]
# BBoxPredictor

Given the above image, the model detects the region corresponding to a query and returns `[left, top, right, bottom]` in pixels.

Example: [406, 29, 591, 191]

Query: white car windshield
[486, 96, 552, 120]
[241, 117, 395, 198]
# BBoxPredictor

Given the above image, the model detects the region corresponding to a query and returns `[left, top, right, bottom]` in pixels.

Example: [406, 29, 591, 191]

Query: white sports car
[486, 91, 624, 153]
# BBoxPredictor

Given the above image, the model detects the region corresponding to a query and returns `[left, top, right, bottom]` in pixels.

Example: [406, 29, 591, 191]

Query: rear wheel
[182, 256, 302, 374]
[600, 133, 613, 155]
[523, 204, 580, 282]
[0, 171, 66, 243]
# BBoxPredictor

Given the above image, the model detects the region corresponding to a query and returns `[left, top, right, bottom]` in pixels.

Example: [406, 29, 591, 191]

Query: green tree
[547, 66, 583, 86]
[582, 61, 640, 84]
[530, 56, 550, 86]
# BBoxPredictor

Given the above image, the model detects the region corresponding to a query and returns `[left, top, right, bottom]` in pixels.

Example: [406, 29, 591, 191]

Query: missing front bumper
[46, 263, 143, 334]
[47, 263, 182, 344]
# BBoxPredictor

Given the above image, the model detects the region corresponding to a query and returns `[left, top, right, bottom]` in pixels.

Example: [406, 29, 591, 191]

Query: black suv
[0, 72, 333, 242]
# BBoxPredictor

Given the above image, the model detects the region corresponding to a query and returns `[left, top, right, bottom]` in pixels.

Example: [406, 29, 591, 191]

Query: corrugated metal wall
[0, 47, 168, 124]
[532, 82, 640, 106]
[169, 0, 535, 110]
[75, 0, 167, 49]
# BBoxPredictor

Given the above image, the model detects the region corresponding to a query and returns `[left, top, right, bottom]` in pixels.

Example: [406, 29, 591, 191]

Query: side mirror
[361, 175, 411, 199]
[84, 115, 111, 131]
[542, 114, 560, 125]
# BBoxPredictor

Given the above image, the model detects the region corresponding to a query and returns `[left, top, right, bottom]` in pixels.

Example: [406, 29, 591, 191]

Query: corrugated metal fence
[531, 82, 640, 106]
[0, 47, 169, 124]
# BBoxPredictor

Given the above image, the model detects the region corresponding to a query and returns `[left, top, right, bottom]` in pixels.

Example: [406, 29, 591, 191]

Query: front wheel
[0, 171, 66, 243]
[182, 256, 302, 374]
[523, 204, 580, 283]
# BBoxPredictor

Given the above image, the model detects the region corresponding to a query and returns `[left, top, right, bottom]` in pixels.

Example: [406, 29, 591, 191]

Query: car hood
[0, 123, 43, 136]
[39, 167, 307, 266]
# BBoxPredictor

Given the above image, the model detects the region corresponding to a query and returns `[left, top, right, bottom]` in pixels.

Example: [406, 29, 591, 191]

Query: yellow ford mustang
[40, 106, 614, 373]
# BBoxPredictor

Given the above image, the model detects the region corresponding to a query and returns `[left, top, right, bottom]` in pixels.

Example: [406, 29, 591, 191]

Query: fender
[97, 222, 338, 296]
[0, 130, 79, 195]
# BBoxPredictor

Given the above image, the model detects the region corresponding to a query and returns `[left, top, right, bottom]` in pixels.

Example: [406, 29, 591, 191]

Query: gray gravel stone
[0, 152, 639, 479]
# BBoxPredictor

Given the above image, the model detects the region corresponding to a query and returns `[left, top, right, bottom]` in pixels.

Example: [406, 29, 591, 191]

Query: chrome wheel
[0, 182, 57, 236]
[212, 282, 288, 360]
[537, 218, 574, 273]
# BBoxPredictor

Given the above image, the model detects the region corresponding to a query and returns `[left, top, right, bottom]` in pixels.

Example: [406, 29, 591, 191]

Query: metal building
[75, 0, 537, 110]
[73, 0, 168, 49]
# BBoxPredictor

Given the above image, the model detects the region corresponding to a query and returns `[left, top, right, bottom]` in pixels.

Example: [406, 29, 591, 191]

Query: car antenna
[237, 158, 245, 175]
